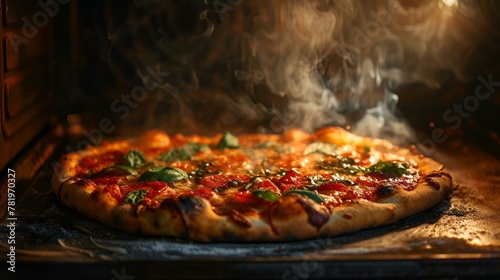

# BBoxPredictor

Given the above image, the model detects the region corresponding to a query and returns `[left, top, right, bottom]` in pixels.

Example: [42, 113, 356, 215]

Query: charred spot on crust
[57, 178, 77, 200]
[296, 198, 329, 228]
[229, 209, 252, 228]
[343, 214, 352, 219]
[425, 177, 441, 190]
[425, 170, 452, 179]
[374, 185, 397, 199]
[178, 196, 204, 213]
[267, 209, 281, 236]
[422, 171, 451, 190]
[136, 204, 145, 217]
[160, 198, 179, 210]
[75, 178, 93, 187]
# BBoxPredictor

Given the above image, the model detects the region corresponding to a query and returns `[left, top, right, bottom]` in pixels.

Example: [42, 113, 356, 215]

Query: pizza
[51, 127, 452, 242]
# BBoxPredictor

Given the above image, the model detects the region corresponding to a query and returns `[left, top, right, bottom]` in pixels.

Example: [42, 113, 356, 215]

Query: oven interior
[0, 0, 499, 279]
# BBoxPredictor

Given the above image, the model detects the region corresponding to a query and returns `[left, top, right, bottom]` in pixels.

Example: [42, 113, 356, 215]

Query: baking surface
[1, 137, 499, 278]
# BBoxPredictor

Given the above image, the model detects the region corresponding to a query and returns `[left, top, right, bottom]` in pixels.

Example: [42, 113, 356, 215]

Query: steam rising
[107, 0, 494, 144]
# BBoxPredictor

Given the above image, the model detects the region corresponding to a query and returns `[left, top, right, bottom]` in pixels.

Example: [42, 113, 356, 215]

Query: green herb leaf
[122, 150, 146, 168]
[254, 141, 276, 149]
[160, 143, 208, 162]
[100, 165, 138, 176]
[304, 142, 337, 156]
[335, 179, 356, 186]
[138, 166, 188, 182]
[124, 190, 148, 205]
[365, 161, 409, 176]
[284, 189, 325, 203]
[251, 189, 279, 202]
[363, 145, 371, 156]
[217, 132, 240, 149]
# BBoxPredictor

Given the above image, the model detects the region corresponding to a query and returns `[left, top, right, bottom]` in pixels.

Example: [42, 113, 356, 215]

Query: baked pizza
[51, 127, 452, 242]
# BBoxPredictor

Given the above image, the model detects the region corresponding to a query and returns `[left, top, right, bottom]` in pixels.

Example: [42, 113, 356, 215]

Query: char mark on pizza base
[422, 171, 453, 190]
[229, 209, 252, 228]
[372, 185, 398, 200]
[424, 178, 441, 190]
[296, 197, 330, 229]
[178, 196, 205, 213]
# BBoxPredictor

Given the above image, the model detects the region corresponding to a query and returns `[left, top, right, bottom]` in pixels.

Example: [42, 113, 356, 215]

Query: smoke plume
[106, 0, 496, 144]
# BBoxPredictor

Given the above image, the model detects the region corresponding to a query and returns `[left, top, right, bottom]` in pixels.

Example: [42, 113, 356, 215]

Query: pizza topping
[98, 165, 138, 176]
[77, 150, 125, 174]
[317, 157, 363, 174]
[200, 174, 251, 188]
[365, 161, 410, 176]
[92, 176, 127, 185]
[217, 131, 240, 149]
[121, 150, 146, 168]
[124, 190, 148, 205]
[304, 142, 337, 156]
[189, 161, 221, 179]
[160, 143, 208, 162]
[356, 173, 417, 191]
[138, 166, 188, 183]
[251, 189, 279, 202]
[284, 189, 325, 203]
[316, 181, 353, 192]
[277, 169, 311, 191]
[185, 187, 214, 200]
[253, 141, 277, 149]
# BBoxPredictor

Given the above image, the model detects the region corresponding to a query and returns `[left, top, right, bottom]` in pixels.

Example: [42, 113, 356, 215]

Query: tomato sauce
[76, 150, 125, 175]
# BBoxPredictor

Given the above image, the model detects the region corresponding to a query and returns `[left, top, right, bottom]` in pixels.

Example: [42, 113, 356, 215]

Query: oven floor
[1, 137, 499, 279]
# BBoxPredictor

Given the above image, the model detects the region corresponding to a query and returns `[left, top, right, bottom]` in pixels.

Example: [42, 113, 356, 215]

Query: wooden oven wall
[0, 0, 56, 170]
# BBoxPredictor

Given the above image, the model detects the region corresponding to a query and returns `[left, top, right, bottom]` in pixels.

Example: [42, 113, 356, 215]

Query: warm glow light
[441, 0, 458, 7]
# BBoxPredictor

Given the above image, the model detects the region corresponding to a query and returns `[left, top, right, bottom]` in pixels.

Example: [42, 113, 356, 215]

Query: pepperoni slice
[77, 151, 124, 174]
[92, 176, 125, 185]
[200, 174, 251, 188]
[252, 179, 281, 194]
[317, 182, 350, 192]
[118, 181, 170, 200]
[276, 169, 311, 192]
[356, 173, 417, 191]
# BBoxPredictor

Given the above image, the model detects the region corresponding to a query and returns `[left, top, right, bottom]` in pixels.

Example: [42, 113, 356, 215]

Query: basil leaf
[338, 157, 363, 174]
[160, 143, 208, 162]
[100, 165, 138, 176]
[217, 132, 240, 149]
[365, 161, 409, 176]
[335, 179, 356, 186]
[124, 190, 147, 205]
[254, 141, 276, 149]
[122, 150, 146, 168]
[284, 189, 325, 203]
[304, 142, 337, 156]
[251, 190, 279, 202]
[138, 166, 188, 182]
